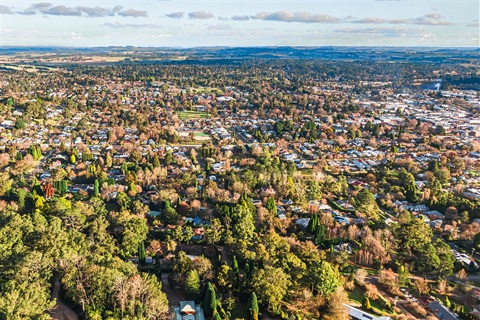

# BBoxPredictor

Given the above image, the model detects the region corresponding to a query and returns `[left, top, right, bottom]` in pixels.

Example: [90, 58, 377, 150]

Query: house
[296, 218, 310, 230]
[307, 200, 330, 213]
[334, 242, 352, 254]
[174, 301, 205, 320]
[277, 205, 287, 220]
[344, 304, 391, 320]
[427, 301, 457, 320]
[334, 216, 351, 225]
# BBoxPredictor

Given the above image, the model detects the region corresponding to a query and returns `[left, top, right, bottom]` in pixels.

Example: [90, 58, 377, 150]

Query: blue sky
[0, 0, 478, 47]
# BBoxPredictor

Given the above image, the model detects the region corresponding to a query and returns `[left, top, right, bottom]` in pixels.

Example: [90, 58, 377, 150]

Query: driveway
[161, 273, 182, 307]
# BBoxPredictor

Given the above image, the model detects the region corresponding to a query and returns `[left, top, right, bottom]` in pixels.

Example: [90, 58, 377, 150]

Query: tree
[120, 218, 148, 257]
[314, 224, 326, 245]
[184, 269, 200, 300]
[14, 119, 26, 129]
[217, 264, 234, 292]
[307, 214, 318, 234]
[164, 152, 174, 166]
[397, 263, 410, 287]
[445, 295, 451, 308]
[251, 266, 290, 310]
[397, 217, 432, 254]
[94, 179, 99, 196]
[232, 255, 239, 274]
[327, 287, 349, 319]
[203, 282, 217, 317]
[435, 124, 446, 135]
[399, 168, 418, 203]
[163, 206, 179, 225]
[354, 188, 380, 220]
[138, 241, 146, 265]
[362, 296, 371, 310]
[308, 260, 343, 296]
[474, 232, 480, 250]
[265, 197, 277, 215]
[247, 292, 259, 320]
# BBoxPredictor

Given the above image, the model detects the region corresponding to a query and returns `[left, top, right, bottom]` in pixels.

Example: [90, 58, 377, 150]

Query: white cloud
[253, 11, 341, 23]
[0, 5, 14, 15]
[18, 3, 146, 18]
[188, 11, 214, 20]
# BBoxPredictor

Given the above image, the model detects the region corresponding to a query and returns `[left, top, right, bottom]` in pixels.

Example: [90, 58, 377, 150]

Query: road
[50, 279, 79, 320]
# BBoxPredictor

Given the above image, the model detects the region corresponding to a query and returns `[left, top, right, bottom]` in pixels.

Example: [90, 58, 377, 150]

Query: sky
[0, 0, 478, 47]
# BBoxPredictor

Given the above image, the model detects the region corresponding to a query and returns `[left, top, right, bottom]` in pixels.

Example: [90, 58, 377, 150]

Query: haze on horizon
[0, 0, 478, 48]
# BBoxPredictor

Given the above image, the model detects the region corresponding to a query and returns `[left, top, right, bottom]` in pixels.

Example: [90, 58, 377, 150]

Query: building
[174, 301, 205, 320]
[344, 304, 391, 320]
[427, 301, 457, 320]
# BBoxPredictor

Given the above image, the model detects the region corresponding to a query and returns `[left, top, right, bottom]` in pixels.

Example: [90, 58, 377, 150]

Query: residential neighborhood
[0, 47, 479, 320]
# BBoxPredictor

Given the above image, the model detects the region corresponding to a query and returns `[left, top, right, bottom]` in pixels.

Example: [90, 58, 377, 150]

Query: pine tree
[307, 214, 318, 234]
[266, 197, 277, 214]
[138, 242, 146, 265]
[153, 155, 161, 168]
[362, 296, 371, 310]
[247, 292, 259, 319]
[184, 269, 200, 300]
[94, 179, 99, 196]
[445, 295, 451, 308]
[232, 256, 239, 274]
[203, 282, 217, 317]
[314, 224, 325, 245]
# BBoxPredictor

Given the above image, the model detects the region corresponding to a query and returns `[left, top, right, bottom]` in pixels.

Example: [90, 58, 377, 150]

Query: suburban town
[0, 48, 479, 320]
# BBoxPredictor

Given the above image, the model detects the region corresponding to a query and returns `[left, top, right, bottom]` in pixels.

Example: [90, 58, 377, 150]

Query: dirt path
[50, 279, 79, 320]
[161, 273, 182, 307]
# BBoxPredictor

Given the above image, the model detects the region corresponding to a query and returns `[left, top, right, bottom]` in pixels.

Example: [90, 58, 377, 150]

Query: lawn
[348, 285, 396, 317]
[179, 110, 209, 120]
[194, 132, 210, 137]
[192, 87, 223, 95]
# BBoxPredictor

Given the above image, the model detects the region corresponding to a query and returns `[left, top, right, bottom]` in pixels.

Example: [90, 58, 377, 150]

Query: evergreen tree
[203, 282, 217, 317]
[445, 295, 451, 308]
[307, 214, 318, 234]
[314, 224, 325, 245]
[153, 155, 161, 168]
[164, 152, 173, 166]
[247, 292, 259, 319]
[138, 241, 146, 265]
[184, 269, 200, 300]
[94, 179, 99, 196]
[232, 255, 239, 274]
[362, 296, 371, 310]
[397, 263, 410, 286]
[266, 197, 277, 215]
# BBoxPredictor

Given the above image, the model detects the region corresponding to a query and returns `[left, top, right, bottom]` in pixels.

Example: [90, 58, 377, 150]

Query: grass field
[192, 87, 223, 95]
[179, 110, 209, 119]
[348, 285, 396, 317]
